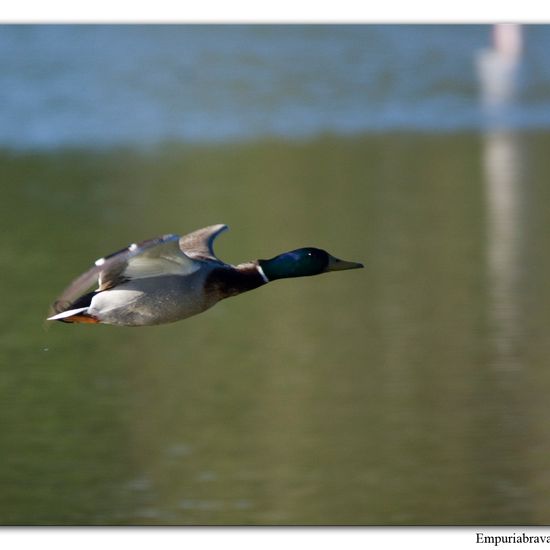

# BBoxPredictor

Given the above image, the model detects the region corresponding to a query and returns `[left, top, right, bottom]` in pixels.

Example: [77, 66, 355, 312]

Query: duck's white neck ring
[256, 264, 269, 283]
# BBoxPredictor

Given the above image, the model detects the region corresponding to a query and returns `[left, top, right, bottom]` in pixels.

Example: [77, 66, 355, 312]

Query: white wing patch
[122, 238, 199, 280]
[124, 254, 198, 279]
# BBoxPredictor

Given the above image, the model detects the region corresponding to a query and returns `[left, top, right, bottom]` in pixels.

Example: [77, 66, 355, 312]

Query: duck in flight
[47, 224, 363, 326]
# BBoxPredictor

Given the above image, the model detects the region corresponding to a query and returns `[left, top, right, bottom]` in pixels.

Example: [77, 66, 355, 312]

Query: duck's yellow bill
[327, 255, 364, 272]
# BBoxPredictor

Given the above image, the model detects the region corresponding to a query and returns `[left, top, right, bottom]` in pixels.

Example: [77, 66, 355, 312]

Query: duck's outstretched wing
[49, 234, 198, 316]
[179, 224, 228, 261]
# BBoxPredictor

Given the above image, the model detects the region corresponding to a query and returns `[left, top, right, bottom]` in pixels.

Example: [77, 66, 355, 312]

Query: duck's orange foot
[61, 314, 100, 324]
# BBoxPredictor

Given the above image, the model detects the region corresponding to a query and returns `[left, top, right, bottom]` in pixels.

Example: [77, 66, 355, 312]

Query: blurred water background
[3, 24, 550, 525]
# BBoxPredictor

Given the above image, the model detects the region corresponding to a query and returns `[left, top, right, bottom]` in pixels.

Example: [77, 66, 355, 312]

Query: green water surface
[2, 132, 550, 524]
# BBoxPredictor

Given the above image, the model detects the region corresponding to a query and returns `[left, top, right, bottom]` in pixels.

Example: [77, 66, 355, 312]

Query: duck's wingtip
[207, 223, 230, 240]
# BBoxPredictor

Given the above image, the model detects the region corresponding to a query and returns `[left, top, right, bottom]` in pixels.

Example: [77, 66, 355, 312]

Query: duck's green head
[258, 247, 363, 281]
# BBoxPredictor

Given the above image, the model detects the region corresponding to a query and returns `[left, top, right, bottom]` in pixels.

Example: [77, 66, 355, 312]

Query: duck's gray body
[87, 270, 219, 326]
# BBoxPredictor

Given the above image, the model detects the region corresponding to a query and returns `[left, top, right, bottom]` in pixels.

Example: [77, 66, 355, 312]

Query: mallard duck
[47, 224, 363, 326]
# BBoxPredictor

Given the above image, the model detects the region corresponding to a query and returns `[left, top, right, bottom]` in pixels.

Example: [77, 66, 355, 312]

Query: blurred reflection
[475, 24, 533, 522]
[477, 24, 524, 371]
[483, 129, 524, 369]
